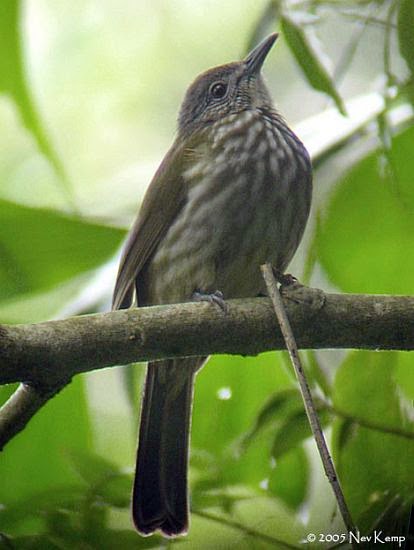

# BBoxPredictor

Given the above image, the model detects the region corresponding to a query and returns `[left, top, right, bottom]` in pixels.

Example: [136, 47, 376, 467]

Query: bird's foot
[271, 268, 307, 304]
[272, 269, 325, 310]
[272, 268, 300, 288]
[192, 289, 228, 313]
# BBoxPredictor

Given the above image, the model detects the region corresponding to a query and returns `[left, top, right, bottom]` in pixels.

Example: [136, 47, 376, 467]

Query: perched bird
[112, 33, 312, 537]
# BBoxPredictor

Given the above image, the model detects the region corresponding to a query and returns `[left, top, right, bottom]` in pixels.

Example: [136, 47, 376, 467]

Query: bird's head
[178, 34, 278, 135]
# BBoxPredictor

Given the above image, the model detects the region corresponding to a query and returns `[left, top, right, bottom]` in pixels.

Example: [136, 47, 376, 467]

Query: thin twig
[261, 263, 356, 537]
[192, 509, 301, 549]
[340, 11, 397, 29]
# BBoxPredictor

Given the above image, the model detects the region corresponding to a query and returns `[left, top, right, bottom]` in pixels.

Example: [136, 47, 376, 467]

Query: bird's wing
[112, 141, 189, 310]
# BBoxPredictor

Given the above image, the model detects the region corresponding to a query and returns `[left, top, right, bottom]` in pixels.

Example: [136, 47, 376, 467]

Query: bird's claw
[192, 289, 228, 313]
[272, 268, 299, 288]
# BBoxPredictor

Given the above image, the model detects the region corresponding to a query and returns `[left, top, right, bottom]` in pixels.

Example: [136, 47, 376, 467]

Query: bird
[112, 33, 312, 538]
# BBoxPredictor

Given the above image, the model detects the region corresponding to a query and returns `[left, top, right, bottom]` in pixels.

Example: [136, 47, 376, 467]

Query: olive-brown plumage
[113, 33, 312, 537]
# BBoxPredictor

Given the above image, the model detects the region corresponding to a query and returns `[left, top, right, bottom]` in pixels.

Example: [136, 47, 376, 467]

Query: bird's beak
[244, 33, 278, 75]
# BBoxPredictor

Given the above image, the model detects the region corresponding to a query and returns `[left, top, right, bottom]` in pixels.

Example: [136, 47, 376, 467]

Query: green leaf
[0, 1, 73, 201]
[120, 363, 145, 414]
[332, 351, 414, 531]
[237, 388, 301, 451]
[395, 352, 414, 400]
[0, 534, 62, 549]
[317, 125, 414, 294]
[98, 474, 132, 508]
[192, 485, 255, 514]
[398, 0, 414, 77]
[67, 450, 132, 508]
[271, 406, 330, 459]
[0, 275, 93, 324]
[0, 199, 125, 303]
[281, 14, 346, 115]
[268, 447, 308, 509]
[67, 450, 121, 487]
[85, 528, 162, 549]
[1, 498, 160, 548]
[305, 350, 332, 397]
[358, 493, 412, 543]
[238, 387, 330, 460]
[199, 496, 306, 549]
[334, 418, 358, 454]
[0, 486, 86, 531]
[0, 377, 92, 506]
[192, 352, 294, 488]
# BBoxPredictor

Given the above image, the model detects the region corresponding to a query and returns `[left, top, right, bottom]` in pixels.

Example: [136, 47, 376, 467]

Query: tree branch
[1, 289, 414, 387]
[0, 289, 413, 450]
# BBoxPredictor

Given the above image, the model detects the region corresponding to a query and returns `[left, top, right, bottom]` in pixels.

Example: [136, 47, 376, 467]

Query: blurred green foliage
[317, 125, 414, 294]
[0, 0, 72, 201]
[0, 0, 413, 548]
[0, 199, 124, 300]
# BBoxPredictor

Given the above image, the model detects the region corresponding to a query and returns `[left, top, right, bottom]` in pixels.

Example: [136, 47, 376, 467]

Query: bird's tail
[132, 358, 203, 537]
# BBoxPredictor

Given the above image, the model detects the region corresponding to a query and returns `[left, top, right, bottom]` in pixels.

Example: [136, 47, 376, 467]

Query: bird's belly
[146, 163, 308, 304]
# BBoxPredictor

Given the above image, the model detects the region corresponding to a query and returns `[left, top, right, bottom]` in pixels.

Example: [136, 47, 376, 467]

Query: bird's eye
[210, 82, 228, 99]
